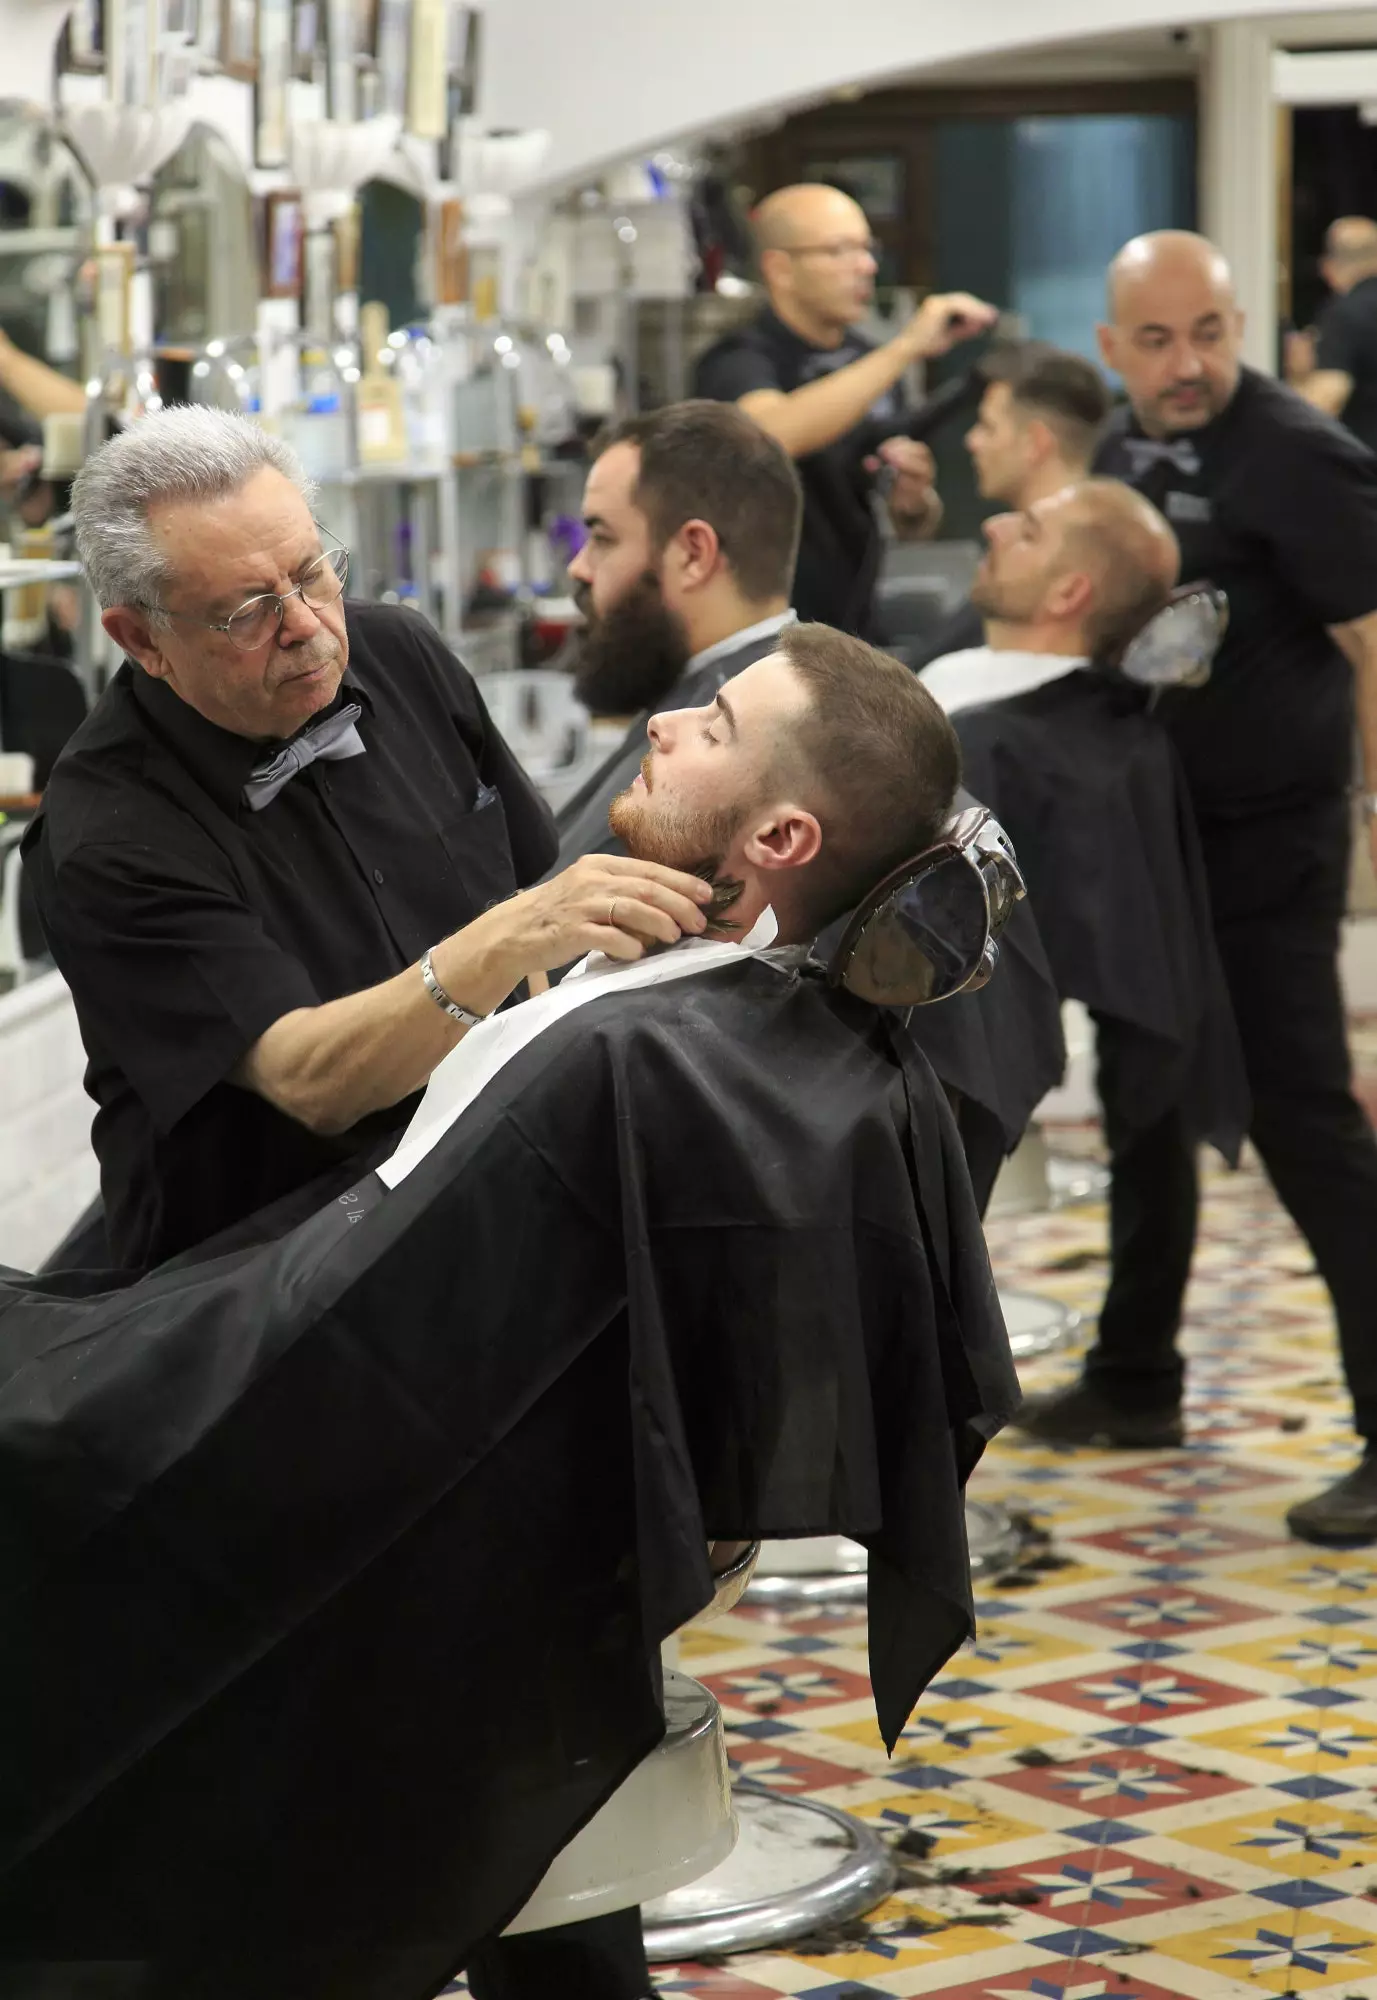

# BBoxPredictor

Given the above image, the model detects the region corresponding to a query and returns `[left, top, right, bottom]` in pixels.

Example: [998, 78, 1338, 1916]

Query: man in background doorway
[1290, 216, 1377, 455]
[693, 182, 995, 635]
[910, 340, 1113, 670]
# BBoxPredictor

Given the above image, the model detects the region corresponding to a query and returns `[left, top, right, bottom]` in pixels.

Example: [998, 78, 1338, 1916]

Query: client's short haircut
[982, 341, 1111, 466]
[775, 623, 961, 931]
[1057, 477, 1178, 661]
[597, 400, 803, 603]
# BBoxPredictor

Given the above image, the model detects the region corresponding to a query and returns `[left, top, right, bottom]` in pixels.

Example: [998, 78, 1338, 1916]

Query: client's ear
[742, 807, 822, 873]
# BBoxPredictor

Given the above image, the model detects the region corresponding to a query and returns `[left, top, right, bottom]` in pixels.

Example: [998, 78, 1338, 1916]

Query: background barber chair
[988, 1002, 1110, 1220]
[0, 650, 88, 788]
[871, 541, 980, 672]
[477, 669, 605, 815]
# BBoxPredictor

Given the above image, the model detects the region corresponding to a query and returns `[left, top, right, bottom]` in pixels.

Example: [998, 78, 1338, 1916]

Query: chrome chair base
[747, 1495, 1031, 1606]
[1046, 1153, 1111, 1207]
[965, 1496, 1027, 1578]
[1000, 1286, 1080, 1362]
[746, 1534, 868, 1605]
[642, 1783, 896, 1963]
[987, 1126, 1110, 1218]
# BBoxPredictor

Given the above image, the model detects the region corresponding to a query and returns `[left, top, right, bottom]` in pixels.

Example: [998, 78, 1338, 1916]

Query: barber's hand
[1284, 326, 1318, 386]
[496, 853, 715, 973]
[0, 444, 40, 493]
[903, 291, 999, 362]
[866, 437, 938, 524]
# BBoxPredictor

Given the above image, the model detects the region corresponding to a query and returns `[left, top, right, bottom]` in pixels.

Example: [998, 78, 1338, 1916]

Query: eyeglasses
[162, 541, 350, 653]
[784, 238, 882, 264]
[828, 807, 1027, 1008]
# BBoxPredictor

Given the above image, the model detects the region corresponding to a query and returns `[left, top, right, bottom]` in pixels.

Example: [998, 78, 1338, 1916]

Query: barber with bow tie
[23, 407, 713, 1300]
[1019, 229, 1377, 1546]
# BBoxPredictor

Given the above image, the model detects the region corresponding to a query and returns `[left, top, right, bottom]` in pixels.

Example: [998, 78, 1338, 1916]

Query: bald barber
[694, 182, 996, 635]
[1022, 229, 1377, 1546]
[1293, 216, 1377, 455]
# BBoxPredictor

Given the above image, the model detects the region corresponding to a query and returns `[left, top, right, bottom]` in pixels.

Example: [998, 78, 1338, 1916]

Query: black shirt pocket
[439, 783, 517, 913]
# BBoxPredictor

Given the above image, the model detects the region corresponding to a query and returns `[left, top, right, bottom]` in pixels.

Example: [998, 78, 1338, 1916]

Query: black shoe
[1286, 1452, 1377, 1545]
[1012, 1379, 1184, 1450]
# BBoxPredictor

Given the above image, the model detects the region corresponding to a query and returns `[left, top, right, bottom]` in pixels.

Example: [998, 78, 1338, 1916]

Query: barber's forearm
[0, 337, 86, 419]
[235, 904, 526, 1135]
[1300, 370, 1353, 419]
[743, 333, 919, 459]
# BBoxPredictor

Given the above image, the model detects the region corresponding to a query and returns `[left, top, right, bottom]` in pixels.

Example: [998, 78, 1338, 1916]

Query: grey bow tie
[243, 701, 366, 810]
[1124, 436, 1202, 479]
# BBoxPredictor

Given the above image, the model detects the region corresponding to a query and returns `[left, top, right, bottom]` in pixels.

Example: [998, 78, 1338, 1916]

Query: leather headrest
[1115, 582, 1229, 690]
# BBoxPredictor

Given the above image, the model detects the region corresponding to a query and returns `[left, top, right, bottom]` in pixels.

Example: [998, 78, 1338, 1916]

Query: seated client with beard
[555, 398, 1066, 1213]
[557, 399, 802, 864]
[0, 619, 1018, 2000]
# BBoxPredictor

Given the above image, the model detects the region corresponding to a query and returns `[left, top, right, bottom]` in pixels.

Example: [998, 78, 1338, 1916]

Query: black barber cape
[880, 795, 1064, 1167]
[557, 649, 1066, 1180]
[0, 955, 1015, 1999]
[949, 670, 1248, 1153]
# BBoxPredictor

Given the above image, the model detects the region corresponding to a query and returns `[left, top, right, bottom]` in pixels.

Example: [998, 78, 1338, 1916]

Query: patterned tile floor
[456, 1027, 1377, 1998]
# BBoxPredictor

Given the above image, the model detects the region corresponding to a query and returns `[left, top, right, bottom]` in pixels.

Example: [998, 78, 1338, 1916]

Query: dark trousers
[464, 1908, 650, 1999]
[1084, 795, 1377, 1438]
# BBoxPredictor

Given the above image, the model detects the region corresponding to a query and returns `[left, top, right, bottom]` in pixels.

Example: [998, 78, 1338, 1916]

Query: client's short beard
[571, 570, 692, 717]
[607, 779, 748, 935]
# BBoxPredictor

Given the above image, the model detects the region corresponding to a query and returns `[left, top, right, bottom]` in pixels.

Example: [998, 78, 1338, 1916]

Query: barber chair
[986, 584, 1229, 1314]
[640, 810, 1026, 1959]
[477, 669, 605, 815]
[502, 1547, 754, 1940]
[0, 650, 88, 789]
[989, 1122, 1110, 1218]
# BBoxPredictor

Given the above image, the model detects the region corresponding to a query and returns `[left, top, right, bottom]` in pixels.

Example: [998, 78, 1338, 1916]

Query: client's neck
[984, 618, 1089, 659]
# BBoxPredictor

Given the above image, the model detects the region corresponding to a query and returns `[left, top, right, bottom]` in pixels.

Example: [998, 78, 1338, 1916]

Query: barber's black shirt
[1094, 366, 1377, 818]
[693, 306, 902, 635]
[25, 601, 557, 1269]
[1316, 276, 1377, 459]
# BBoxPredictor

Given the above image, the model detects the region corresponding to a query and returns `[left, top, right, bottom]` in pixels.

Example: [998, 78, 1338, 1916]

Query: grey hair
[72, 405, 318, 616]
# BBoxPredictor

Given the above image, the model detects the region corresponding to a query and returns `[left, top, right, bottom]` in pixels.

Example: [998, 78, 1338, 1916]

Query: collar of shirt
[920, 645, 1088, 715]
[686, 609, 797, 678]
[127, 658, 373, 816]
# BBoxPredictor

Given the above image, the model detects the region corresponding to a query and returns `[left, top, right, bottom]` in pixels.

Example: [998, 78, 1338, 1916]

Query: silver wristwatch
[420, 948, 486, 1028]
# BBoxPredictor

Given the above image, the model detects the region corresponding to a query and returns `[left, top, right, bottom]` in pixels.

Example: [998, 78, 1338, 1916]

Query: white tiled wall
[0, 970, 99, 1272]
